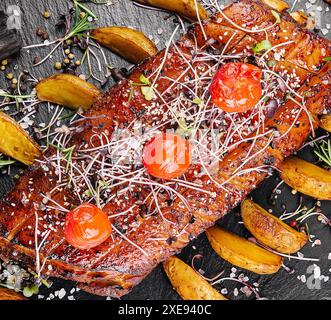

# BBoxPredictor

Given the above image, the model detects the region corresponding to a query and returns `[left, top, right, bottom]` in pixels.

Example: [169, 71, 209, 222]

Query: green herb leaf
[141, 86, 155, 101]
[0, 155, 15, 169]
[252, 39, 272, 54]
[271, 10, 281, 23]
[267, 59, 277, 67]
[323, 57, 331, 61]
[23, 284, 39, 298]
[139, 74, 150, 85]
[192, 98, 203, 105]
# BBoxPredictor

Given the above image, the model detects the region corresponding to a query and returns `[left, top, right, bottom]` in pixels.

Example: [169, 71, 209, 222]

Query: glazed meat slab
[0, 0, 330, 297]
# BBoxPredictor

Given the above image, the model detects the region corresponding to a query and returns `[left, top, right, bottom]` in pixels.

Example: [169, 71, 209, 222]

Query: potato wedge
[261, 0, 289, 11]
[91, 27, 158, 64]
[206, 227, 283, 275]
[0, 112, 41, 165]
[133, 0, 208, 22]
[163, 256, 227, 300]
[320, 114, 331, 133]
[280, 156, 331, 200]
[36, 74, 101, 111]
[0, 288, 26, 300]
[241, 199, 308, 254]
[290, 11, 308, 24]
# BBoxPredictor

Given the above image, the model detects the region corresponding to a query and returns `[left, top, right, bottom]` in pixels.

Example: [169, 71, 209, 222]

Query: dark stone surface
[0, 0, 330, 300]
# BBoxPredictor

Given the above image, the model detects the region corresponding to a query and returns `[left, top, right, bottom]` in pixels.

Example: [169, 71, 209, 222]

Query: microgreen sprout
[49, 143, 75, 172]
[23, 0, 97, 67]
[271, 10, 281, 24]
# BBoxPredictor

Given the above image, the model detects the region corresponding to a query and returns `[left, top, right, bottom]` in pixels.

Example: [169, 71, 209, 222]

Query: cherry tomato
[210, 62, 263, 113]
[65, 203, 112, 250]
[142, 133, 191, 180]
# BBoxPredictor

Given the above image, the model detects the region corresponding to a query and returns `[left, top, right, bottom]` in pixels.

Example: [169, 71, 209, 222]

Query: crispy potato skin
[241, 199, 308, 254]
[206, 227, 283, 275]
[280, 156, 331, 200]
[163, 256, 227, 300]
[36, 74, 101, 111]
[320, 115, 331, 132]
[290, 11, 308, 24]
[0, 112, 41, 166]
[0, 288, 26, 300]
[133, 0, 208, 22]
[91, 27, 158, 64]
[261, 0, 289, 11]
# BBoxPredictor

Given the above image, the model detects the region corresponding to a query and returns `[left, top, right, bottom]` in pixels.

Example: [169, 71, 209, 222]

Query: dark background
[0, 0, 330, 300]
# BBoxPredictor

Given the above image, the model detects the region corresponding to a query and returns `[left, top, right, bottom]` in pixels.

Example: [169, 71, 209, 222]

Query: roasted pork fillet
[0, 0, 330, 297]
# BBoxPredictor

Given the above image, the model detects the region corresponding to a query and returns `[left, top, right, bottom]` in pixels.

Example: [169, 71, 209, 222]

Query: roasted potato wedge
[133, 0, 208, 22]
[0, 288, 26, 300]
[0, 112, 41, 165]
[320, 114, 331, 132]
[163, 256, 227, 300]
[91, 27, 158, 64]
[261, 0, 289, 11]
[241, 199, 308, 254]
[206, 227, 283, 275]
[290, 11, 308, 24]
[36, 74, 101, 111]
[280, 156, 331, 200]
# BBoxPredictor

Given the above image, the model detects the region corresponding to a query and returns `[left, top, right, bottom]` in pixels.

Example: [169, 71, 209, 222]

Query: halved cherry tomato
[64, 203, 112, 250]
[142, 133, 191, 180]
[210, 62, 263, 113]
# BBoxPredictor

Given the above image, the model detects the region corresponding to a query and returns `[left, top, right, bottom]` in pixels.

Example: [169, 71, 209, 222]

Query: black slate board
[0, 0, 330, 300]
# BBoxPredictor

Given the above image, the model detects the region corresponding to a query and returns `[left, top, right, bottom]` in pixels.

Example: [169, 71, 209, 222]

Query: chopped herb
[141, 86, 155, 101]
[139, 74, 150, 85]
[267, 59, 277, 67]
[0, 156, 15, 169]
[314, 139, 331, 167]
[192, 98, 203, 105]
[23, 284, 39, 298]
[252, 39, 272, 54]
[323, 57, 331, 61]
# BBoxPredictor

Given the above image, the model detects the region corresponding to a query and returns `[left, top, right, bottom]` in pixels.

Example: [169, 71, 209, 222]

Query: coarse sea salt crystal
[58, 288, 66, 299]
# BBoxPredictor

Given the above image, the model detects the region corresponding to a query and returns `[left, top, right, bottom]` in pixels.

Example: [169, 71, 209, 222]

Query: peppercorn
[63, 58, 70, 65]
[12, 78, 18, 85]
[1, 59, 8, 66]
[33, 56, 41, 64]
[6, 73, 13, 80]
[20, 84, 28, 93]
[41, 32, 49, 40]
[64, 49, 70, 55]
[68, 53, 75, 60]
[1, 66, 5, 71]
[43, 11, 51, 19]
[75, 60, 81, 66]
[54, 62, 62, 70]
[36, 27, 44, 36]
[290, 220, 297, 228]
